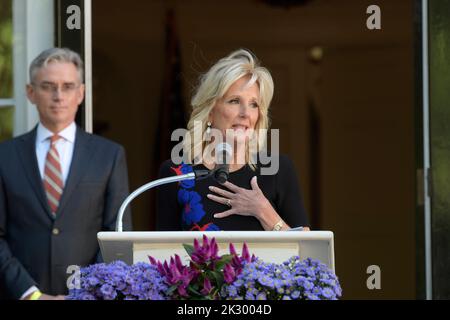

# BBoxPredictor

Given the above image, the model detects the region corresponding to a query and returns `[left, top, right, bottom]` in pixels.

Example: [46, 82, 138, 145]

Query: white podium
[97, 231, 335, 272]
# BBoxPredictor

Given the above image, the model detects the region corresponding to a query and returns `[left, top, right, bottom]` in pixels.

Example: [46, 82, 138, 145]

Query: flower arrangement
[66, 261, 168, 300]
[67, 235, 342, 300]
[148, 235, 255, 300]
[220, 257, 342, 300]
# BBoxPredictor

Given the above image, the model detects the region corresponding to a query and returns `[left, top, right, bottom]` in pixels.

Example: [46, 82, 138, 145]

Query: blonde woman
[156, 49, 309, 231]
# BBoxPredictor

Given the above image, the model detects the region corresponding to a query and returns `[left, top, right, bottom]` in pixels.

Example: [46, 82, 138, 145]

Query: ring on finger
[225, 199, 232, 207]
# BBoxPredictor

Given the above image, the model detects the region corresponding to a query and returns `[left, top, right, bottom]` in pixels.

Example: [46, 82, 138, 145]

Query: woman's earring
[206, 121, 212, 135]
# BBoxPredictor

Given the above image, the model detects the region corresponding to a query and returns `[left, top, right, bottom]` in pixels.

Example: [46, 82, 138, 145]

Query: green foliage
[0, 0, 13, 98]
[0, 106, 13, 142]
[182, 244, 194, 257]
[0, 0, 14, 142]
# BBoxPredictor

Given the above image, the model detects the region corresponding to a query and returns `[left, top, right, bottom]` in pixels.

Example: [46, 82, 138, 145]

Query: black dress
[155, 154, 309, 231]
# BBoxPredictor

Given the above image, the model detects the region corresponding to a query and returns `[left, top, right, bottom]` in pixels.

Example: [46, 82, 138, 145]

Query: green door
[427, 0, 450, 299]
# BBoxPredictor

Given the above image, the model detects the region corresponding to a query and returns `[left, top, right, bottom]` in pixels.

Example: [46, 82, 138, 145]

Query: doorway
[91, 0, 417, 299]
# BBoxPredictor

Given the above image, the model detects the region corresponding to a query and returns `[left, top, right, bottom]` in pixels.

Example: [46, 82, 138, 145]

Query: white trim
[422, 0, 433, 300]
[12, 0, 54, 136]
[0, 99, 15, 107]
[83, 0, 93, 133]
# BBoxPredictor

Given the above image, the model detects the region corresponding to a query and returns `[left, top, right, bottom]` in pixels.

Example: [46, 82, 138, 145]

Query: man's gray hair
[29, 47, 84, 83]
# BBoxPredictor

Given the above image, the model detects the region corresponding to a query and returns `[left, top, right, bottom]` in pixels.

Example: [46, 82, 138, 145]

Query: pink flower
[191, 235, 220, 265]
[228, 242, 257, 277]
[149, 236, 256, 299]
[223, 264, 236, 284]
[242, 243, 250, 262]
[149, 254, 196, 298]
[200, 277, 213, 295]
[229, 243, 237, 256]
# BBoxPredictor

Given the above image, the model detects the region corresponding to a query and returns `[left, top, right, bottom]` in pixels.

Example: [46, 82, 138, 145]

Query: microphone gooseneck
[116, 143, 234, 231]
[213, 142, 233, 184]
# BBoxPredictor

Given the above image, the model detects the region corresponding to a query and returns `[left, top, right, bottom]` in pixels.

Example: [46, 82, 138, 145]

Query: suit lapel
[56, 127, 94, 218]
[16, 127, 53, 219]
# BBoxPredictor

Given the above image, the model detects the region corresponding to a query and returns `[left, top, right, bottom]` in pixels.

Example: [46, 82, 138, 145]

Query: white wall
[13, 0, 54, 136]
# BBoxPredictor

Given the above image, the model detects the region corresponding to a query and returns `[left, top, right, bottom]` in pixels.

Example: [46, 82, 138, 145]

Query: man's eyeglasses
[32, 82, 81, 94]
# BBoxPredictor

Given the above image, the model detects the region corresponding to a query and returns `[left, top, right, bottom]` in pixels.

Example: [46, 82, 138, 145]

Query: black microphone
[213, 142, 233, 184]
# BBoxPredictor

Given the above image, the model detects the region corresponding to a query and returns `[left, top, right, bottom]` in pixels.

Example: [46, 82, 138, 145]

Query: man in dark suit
[0, 48, 132, 300]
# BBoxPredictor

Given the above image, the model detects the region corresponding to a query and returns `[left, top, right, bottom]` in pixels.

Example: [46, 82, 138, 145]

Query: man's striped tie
[43, 135, 64, 216]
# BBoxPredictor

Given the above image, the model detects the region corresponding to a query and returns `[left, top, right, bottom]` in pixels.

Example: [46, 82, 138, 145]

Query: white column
[84, 0, 93, 133]
[13, 0, 54, 136]
[421, 0, 433, 301]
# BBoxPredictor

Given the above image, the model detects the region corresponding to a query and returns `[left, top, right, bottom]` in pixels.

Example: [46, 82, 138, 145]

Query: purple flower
[305, 293, 320, 300]
[67, 261, 168, 300]
[79, 292, 96, 300]
[100, 284, 117, 300]
[191, 235, 220, 265]
[233, 279, 244, 288]
[86, 276, 99, 286]
[221, 256, 342, 300]
[258, 276, 274, 288]
[222, 284, 238, 298]
[303, 280, 314, 291]
[68, 237, 342, 301]
[241, 243, 250, 262]
[149, 255, 196, 299]
[201, 277, 213, 296]
[229, 243, 237, 256]
[321, 287, 336, 299]
[256, 292, 267, 300]
[227, 242, 257, 279]
[245, 291, 255, 300]
[224, 264, 236, 284]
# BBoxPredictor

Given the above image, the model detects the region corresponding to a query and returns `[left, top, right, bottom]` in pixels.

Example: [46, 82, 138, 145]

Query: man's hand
[38, 293, 65, 300]
[25, 292, 65, 300]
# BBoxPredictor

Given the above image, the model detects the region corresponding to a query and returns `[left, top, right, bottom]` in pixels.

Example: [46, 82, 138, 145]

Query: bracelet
[29, 291, 42, 300]
[272, 219, 284, 231]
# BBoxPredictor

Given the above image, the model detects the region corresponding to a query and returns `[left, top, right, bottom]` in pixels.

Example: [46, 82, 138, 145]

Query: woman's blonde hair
[183, 49, 274, 167]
